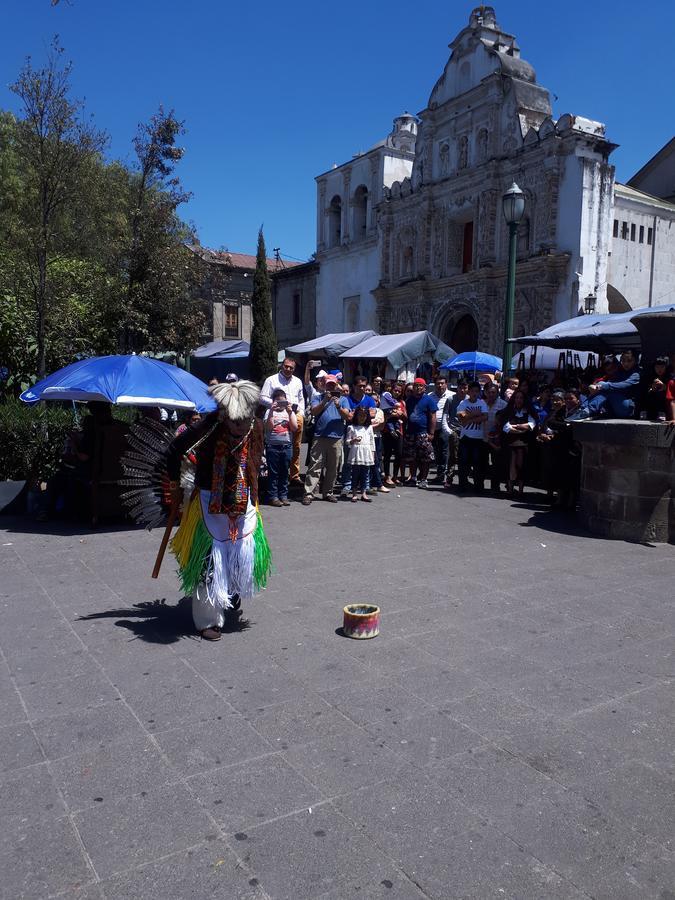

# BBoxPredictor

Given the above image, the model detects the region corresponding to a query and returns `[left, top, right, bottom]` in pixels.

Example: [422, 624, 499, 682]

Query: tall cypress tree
[249, 227, 278, 383]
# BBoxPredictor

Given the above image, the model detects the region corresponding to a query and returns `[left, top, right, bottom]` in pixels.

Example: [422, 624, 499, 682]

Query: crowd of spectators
[249, 351, 675, 510]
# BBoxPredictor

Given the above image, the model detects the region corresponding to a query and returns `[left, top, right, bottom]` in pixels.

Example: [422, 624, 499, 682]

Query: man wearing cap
[403, 378, 437, 489]
[261, 358, 306, 484]
[302, 375, 351, 505]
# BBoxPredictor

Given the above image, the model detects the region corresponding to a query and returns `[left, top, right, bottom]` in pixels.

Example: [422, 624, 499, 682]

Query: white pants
[192, 491, 256, 631]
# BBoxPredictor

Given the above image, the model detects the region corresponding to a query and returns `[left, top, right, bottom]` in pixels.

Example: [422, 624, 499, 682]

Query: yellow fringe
[170, 492, 202, 569]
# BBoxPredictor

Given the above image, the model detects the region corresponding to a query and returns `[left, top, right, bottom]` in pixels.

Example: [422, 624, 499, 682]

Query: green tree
[248, 228, 278, 383]
[122, 106, 204, 355]
[9, 41, 107, 378]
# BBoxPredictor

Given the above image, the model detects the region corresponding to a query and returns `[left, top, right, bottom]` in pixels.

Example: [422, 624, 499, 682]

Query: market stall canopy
[285, 331, 377, 357]
[191, 339, 250, 359]
[512, 303, 675, 352]
[20, 355, 217, 413]
[340, 331, 456, 371]
[440, 351, 502, 373]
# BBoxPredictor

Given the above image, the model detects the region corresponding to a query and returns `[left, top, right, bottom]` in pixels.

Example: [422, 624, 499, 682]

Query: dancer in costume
[119, 381, 272, 642]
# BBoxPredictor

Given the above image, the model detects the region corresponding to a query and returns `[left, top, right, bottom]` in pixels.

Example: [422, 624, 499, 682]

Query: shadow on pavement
[77, 597, 250, 645]
[1, 514, 139, 537]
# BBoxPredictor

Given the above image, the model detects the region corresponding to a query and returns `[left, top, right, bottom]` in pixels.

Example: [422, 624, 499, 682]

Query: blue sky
[3, 1, 673, 261]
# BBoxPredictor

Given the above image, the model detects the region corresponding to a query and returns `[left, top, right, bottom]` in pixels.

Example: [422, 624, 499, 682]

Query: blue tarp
[20, 355, 217, 412]
[191, 339, 250, 359]
[440, 351, 502, 373]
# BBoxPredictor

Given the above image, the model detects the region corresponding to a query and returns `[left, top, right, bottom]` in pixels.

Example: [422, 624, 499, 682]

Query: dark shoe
[301, 495, 313, 506]
[323, 494, 338, 503]
[269, 498, 282, 507]
[200, 626, 222, 641]
[430, 475, 445, 484]
[280, 499, 291, 506]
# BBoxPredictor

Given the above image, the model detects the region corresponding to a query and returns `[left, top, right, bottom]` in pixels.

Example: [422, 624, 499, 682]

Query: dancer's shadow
[77, 597, 250, 645]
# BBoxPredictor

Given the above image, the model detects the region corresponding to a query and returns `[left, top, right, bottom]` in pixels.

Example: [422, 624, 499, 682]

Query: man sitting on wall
[584, 350, 641, 419]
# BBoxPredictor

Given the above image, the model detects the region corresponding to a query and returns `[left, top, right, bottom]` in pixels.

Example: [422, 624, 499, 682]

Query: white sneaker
[417, 479, 428, 489]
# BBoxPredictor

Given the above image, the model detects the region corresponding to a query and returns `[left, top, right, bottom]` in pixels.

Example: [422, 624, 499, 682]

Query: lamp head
[584, 292, 597, 315]
[502, 182, 525, 225]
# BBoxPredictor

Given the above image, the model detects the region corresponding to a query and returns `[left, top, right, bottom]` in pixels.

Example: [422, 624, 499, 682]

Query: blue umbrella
[440, 351, 503, 373]
[20, 355, 217, 413]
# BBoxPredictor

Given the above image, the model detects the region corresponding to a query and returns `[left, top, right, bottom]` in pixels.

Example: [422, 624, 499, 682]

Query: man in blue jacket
[586, 350, 640, 418]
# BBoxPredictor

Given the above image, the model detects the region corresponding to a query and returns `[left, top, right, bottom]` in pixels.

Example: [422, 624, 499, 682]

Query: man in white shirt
[484, 382, 507, 493]
[428, 375, 454, 484]
[261, 358, 306, 485]
[456, 381, 488, 493]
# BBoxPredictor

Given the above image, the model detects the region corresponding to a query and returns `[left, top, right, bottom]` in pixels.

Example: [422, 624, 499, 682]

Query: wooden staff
[152, 494, 180, 579]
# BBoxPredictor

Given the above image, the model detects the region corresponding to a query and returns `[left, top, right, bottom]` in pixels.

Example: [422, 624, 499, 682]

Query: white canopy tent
[339, 330, 456, 379]
[285, 331, 377, 358]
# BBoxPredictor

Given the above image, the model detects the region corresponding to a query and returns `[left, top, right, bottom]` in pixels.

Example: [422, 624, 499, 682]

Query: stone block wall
[574, 420, 675, 544]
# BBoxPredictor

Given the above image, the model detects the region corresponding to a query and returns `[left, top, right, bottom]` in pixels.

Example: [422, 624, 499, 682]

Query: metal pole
[502, 220, 518, 374]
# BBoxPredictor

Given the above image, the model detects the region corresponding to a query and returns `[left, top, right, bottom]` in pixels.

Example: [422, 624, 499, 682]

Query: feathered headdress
[209, 380, 261, 421]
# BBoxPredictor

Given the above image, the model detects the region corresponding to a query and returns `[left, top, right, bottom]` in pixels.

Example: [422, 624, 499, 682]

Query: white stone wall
[609, 190, 675, 309]
[556, 148, 614, 319]
[316, 241, 381, 334]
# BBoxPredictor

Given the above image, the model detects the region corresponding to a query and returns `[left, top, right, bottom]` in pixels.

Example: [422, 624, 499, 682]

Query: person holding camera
[261, 358, 305, 484]
[264, 388, 298, 507]
[302, 374, 351, 505]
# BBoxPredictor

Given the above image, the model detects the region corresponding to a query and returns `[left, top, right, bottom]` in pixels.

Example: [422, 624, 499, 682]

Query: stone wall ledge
[572, 419, 675, 449]
[573, 419, 674, 544]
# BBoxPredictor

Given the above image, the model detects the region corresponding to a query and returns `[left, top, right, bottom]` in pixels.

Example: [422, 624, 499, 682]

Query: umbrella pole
[152, 495, 180, 579]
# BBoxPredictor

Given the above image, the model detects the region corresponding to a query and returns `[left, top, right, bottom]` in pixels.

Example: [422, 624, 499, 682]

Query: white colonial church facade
[311, 6, 675, 353]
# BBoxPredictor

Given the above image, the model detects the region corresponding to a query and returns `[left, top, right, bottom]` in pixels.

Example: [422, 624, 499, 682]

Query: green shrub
[0, 399, 77, 482]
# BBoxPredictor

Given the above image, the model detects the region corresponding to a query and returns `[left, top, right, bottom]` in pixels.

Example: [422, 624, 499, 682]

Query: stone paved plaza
[1, 486, 674, 899]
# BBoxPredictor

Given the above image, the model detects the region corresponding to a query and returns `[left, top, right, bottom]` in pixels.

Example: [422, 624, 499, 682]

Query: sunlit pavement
[1, 485, 674, 898]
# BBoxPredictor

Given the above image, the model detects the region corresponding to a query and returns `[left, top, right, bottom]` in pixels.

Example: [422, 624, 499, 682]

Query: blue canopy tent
[20, 355, 216, 412]
[440, 351, 502, 375]
[512, 303, 675, 352]
[190, 340, 251, 382]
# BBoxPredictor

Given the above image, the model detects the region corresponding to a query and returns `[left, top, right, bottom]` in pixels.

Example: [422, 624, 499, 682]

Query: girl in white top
[346, 405, 376, 502]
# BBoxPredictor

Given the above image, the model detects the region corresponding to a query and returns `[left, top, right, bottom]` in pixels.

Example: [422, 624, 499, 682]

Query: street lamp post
[501, 182, 525, 375]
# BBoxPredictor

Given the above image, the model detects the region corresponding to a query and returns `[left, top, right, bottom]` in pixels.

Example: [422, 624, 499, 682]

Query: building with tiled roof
[188, 245, 303, 344]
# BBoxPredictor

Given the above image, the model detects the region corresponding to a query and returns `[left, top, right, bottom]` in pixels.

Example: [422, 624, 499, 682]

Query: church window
[352, 185, 368, 239]
[517, 218, 530, 258]
[647, 227, 653, 245]
[621, 221, 628, 239]
[613, 219, 619, 238]
[224, 303, 240, 338]
[630, 223, 636, 242]
[639, 225, 645, 244]
[292, 292, 301, 326]
[344, 296, 360, 331]
[402, 245, 414, 278]
[328, 195, 342, 247]
[462, 222, 474, 272]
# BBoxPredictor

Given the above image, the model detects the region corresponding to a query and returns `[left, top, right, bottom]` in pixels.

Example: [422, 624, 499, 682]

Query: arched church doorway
[445, 313, 478, 353]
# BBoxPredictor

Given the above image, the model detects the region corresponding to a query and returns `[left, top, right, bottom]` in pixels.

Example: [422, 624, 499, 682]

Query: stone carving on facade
[432, 209, 446, 278]
[477, 189, 498, 265]
[412, 141, 427, 188]
[439, 142, 449, 177]
[458, 135, 469, 170]
[477, 128, 488, 164]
